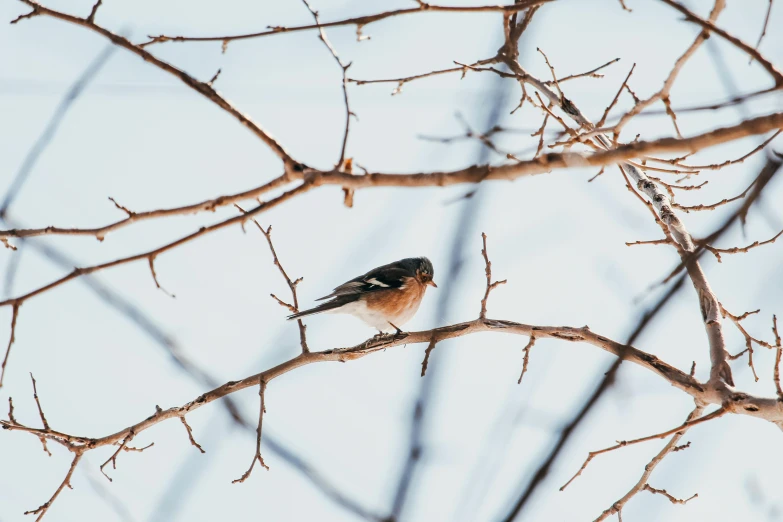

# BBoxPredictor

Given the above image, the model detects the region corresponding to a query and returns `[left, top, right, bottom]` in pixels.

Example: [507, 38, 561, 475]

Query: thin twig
[592, 406, 704, 521]
[0, 303, 20, 388]
[643, 484, 698, 505]
[30, 373, 51, 430]
[773, 315, 782, 399]
[547, 57, 620, 85]
[517, 336, 536, 384]
[179, 415, 205, 453]
[300, 0, 354, 167]
[479, 233, 507, 319]
[561, 407, 725, 491]
[233, 378, 269, 483]
[659, 0, 783, 86]
[138, 1, 551, 47]
[751, 0, 774, 60]
[598, 63, 636, 129]
[235, 205, 309, 353]
[420, 338, 438, 377]
[24, 453, 83, 521]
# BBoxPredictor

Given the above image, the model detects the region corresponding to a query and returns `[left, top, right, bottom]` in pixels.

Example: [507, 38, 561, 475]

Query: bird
[288, 257, 437, 333]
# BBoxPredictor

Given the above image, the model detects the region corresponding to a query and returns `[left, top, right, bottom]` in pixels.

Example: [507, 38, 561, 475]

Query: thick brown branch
[2, 113, 783, 242]
[4, 318, 783, 470]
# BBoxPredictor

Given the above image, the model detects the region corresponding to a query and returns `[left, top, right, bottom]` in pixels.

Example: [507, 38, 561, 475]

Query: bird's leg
[387, 322, 405, 339]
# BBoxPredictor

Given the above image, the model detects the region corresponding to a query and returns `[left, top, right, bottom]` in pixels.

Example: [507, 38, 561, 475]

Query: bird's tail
[287, 300, 345, 321]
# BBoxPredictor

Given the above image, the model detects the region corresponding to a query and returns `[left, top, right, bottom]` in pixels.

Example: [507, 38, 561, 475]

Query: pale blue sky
[2, 1, 782, 521]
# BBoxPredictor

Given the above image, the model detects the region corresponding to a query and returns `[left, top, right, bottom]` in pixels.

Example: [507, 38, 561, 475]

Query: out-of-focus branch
[15, 0, 300, 172]
[0, 43, 116, 218]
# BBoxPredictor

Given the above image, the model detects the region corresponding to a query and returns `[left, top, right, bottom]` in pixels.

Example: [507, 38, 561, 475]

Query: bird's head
[414, 257, 437, 288]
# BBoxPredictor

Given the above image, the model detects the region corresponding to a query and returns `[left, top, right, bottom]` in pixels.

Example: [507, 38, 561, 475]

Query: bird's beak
[427, 280, 438, 288]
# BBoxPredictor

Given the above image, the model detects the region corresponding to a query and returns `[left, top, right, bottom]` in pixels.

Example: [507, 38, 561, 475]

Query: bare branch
[517, 336, 536, 384]
[773, 316, 782, 399]
[562, 407, 725, 491]
[420, 338, 438, 377]
[300, 0, 353, 167]
[30, 373, 51, 431]
[479, 233, 507, 319]
[643, 484, 698, 505]
[612, 1, 726, 140]
[597, 63, 636, 128]
[179, 415, 205, 454]
[24, 453, 83, 521]
[546, 57, 620, 85]
[148, 256, 175, 298]
[138, 1, 551, 47]
[593, 406, 705, 521]
[705, 228, 783, 261]
[751, 0, 774, 58]
[3, 112, 783, 242]
[659, 0, 783, 86]
[235, 205, 309, 353]
[86, 0, 101, 23]
[0, 303, 20, 388]
[233, 378, 269, 483]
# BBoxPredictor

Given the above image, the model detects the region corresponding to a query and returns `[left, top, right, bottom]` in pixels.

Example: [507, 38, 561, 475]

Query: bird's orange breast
[364, 277, 425, 321]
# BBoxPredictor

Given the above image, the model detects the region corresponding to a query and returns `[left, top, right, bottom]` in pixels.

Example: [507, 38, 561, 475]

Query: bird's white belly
[336, 299, 421, 332]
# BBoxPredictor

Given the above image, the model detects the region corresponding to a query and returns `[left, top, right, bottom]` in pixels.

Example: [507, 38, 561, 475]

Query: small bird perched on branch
[288, 257, 437, 333]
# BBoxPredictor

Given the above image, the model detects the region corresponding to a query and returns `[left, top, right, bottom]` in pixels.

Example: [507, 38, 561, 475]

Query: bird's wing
[315, 263, 410, 301]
